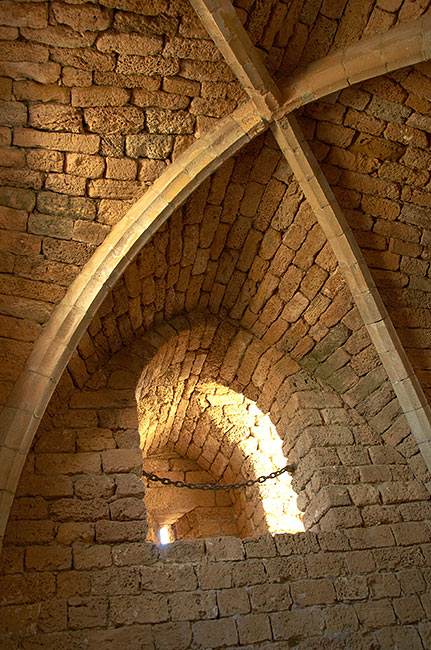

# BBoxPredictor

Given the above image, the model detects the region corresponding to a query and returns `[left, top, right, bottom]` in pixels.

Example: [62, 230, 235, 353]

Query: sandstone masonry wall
[0, 0, 244, 408]
[1, 310, 430, 647]
[301, 65, 431, 404]
[1, 530, 431, 648]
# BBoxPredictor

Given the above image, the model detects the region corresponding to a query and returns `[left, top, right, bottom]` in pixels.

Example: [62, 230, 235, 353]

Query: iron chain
[142, 463, 296, 491]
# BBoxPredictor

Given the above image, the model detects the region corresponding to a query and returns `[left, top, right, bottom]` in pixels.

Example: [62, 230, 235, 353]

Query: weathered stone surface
[97, 33, 163, 56]
[126, 134, 174, 159]
[84, 106, 145, 134]
[0, 5, 431, 649]
[146, 109, 195, 135]
[29, 104, 81, 133]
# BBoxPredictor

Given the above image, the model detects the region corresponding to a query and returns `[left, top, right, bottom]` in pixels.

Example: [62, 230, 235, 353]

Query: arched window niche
[135, 314, 304, 543]
[8, 308, 429, 561]
[141, 384, 303, 543]
[9, 308, 420, 555]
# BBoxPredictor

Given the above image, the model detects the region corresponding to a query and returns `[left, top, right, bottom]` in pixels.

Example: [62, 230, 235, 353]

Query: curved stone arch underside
[130, 314, 306, 537]
[1, 15, 431, 541]
[24, 310, 430, 546]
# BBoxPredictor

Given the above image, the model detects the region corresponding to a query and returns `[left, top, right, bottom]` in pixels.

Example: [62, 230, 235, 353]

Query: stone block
[101, 449, 142, 473]
[49, 497, 109, 522]
[88, 178, 141, 199]
[334, 575, 368, 601]
[356, 599, 396, 628]
[52, 3, 111, 32]
[0, 61, 60, 84]
[62, 66, 92, 87]
[271, 607, 325, 641]
[91, 566, 140, 596]
[56, 522, 94, 546]
[65, 153, 105, 178]
[376, 625, 424, 650]
[347, 525, 395, 549]
[29, 104, 81, 133]
[84, 106, 145, 134]
[87, 624, 155, 650]
[216, 587, 250, 617]
[368, 572, 401, 599]
[68, 596, 108, 629]
[379, 480, 429, 504]
[0, 1, 47, 28]
[146, 108, 195, 135]
[73, 544, 112, 573]
[13, 128, 99, 153]
[27, 149, 64, 172]
[21, 25, 96, 48]
[391, 521, 431, 546]
[325, 603, 359, 635]
[291, 578, 336, 606]
[25, 546, 72, 572]
[0, 573, 56, 606]
[0, 602, 39, 635]
[97, 33, 162, 55]
[74, 475, 115, 500]
[35, 452, 101, 476]
[169, 590, 218, 620]
[109, 497, 146, 521]
[197, 560, 232, 590]
[237, 613, 272, 644]
[152, 621, 192, 650]
[95, 521, 148, 543]
[265, 555, 307, 583]
[192, 618, 238, 648]
[71, 86, 129, 107]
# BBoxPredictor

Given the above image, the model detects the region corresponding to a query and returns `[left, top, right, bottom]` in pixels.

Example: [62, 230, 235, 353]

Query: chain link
[142, 463, 296, 491]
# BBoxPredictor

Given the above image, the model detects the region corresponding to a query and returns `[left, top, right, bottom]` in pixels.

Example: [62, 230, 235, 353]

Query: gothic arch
[1, 13, 431, 545]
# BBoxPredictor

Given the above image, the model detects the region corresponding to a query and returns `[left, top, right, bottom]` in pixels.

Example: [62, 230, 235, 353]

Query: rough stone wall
[69, 131, 393, 403]
[233, 0, 431, 76]
[302, 65, 431, 403]
[1, 530, 431, 648]
[0, 0, 244, 408]
[2, 0, 431, 647]
[1, 310, 430, 648]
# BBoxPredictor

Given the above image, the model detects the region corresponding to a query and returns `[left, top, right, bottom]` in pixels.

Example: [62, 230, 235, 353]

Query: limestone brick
[0, 2, 47, 28]
[62, 67, 92, 88]
[193, 618, 238, 647]
[84, 106, 145, 134]
[271, 607, 325, 641]
[68, 596, 108, 629]
[21, 25, 97, 49]
[51, 2, 111, 33]
[0, 61, 61, 84]
[71, 87, 129, 108]
[25, 546, 72, 572]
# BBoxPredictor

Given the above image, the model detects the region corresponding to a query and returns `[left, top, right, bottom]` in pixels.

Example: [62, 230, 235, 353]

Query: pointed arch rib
[279, 13, 431, 114]
[190, 0, 431, 474]
[0, 104, 266, 544]
[189, 0, 281, 117]
[272, 114, 431, 473]
[190, 0, 431, 120]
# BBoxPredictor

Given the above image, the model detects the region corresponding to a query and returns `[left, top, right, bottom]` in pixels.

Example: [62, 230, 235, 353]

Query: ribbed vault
[1, 0, 431, 545]
[2, 4, 431, 643]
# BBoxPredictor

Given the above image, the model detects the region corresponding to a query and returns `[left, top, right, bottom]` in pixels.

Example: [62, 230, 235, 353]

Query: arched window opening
[158, 525, 173, 545]
[144, 449, 240, 543]
[137, 348, 304, 542]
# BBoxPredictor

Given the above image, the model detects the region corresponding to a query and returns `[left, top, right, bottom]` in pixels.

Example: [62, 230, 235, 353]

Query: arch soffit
[0, 17, 431, 539]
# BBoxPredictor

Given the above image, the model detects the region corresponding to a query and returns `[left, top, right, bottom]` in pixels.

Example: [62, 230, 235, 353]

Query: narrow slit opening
[159, 525, 172, 545]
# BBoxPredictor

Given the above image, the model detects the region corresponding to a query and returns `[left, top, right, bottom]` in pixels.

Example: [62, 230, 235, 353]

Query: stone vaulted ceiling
[0, 0, 431, 542]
